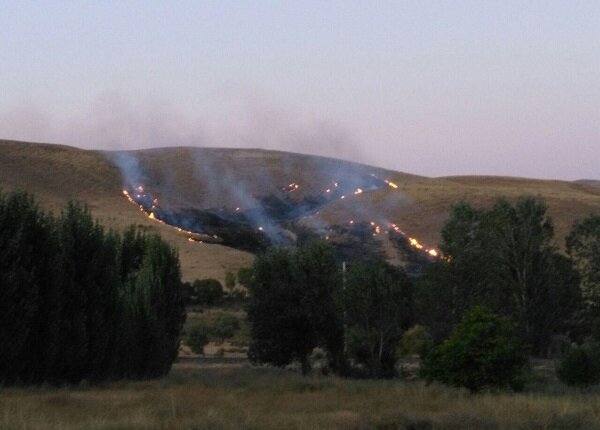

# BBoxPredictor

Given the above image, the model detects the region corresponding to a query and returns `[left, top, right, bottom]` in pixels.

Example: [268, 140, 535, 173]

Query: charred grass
[2, 362, 600, 430]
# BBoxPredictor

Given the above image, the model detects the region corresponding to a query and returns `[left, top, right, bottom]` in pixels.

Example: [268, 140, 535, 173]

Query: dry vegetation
[2, 362, 600, 429]
[2, 139, 600, 278]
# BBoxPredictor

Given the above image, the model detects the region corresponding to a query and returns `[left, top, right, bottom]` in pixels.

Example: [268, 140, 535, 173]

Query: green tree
[247, 242, 344, 374]
[557, 343, 600, 386]
[237, 267, 253, 287]
[396, 325, 433, 358]
[186, 324, 209, 355]
[0, 191, 61, 384]
[0, 192, 186, 384]
[421, 306, 528, 392]
[343, 260, 413, 378]
[567, 215, 600, 333]
[193, 278, 224, 306]
[417, 197, 582, 354]
[207, 313, 240, 344]
[132, 235, 186, 378]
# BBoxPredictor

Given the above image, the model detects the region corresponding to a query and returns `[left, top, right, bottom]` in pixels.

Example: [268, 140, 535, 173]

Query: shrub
[557, 343, 600, 386]
[186, 324, 209, 355]
[224, 271, 236, 292]
[209, 314, 240, 344]
[420, 306, 528, 392]
[396, 325, 433, 358]
[193, 278, 224, 306]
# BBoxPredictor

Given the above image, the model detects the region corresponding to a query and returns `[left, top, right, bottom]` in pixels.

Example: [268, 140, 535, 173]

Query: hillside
[2, 139, 600, 280]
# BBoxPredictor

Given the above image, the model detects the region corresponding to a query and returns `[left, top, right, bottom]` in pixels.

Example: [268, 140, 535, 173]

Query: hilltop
[1, 139, 600, 281]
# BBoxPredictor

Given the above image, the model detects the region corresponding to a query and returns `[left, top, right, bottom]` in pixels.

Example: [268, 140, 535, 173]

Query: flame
[384, 179, 399, 189]
[258, 226, 264, 231]
[122, 187, 212, 244]
[284, 182, 300, 192]
[354, 188, 363, 195]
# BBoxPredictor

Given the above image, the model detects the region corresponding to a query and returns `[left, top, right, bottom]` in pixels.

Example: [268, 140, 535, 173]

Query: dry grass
[2, 362, 600, 429]
[2, 139, 600, 279]
[0, 140, 254, 283]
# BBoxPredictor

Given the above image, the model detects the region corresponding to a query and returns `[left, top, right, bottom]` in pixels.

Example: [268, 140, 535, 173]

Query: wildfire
[354, 188, 363, 195]
[122, 188, 209, 243]
[389, 223, 440, 258]
[284, 182, 300, 192]
[384, 179, 399, 189]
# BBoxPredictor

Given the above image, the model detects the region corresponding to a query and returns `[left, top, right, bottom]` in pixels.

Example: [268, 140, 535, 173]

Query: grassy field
[2, 360, 600, 429]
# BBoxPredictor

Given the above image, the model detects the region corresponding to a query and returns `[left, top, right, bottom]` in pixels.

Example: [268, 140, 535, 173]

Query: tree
[0, 191, 61, 384]
[417, 197, 582, 355]
[131, 235, 186, 378]
[237, 267, 253, 287]
[421, 306, 528, 392]
[343, 260, 413, 378]
[567, 215, 600, 333]
[186, 324, 209, 355]
[557, 343, 600, 386]
[247, 241, 344, 374]
[0, 191, 186, 384]
[207, 313, 240, 344]
[193, 278, 224, 306]
[396, 325, 433, 358]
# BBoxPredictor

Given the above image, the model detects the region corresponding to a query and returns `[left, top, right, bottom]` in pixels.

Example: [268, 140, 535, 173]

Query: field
[1, 360, 600, 430]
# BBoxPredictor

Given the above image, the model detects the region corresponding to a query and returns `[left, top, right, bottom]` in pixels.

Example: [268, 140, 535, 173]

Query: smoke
[0, 92, 366, 164]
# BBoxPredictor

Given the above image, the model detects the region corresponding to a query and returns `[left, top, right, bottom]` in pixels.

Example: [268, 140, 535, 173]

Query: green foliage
[192, 278, 224, 306]
[417, 196, 582, 354]
[421, 306, 528, 392]
[186, 324, 209, 354]
[247, 241, 344, 374]
[395, 325, 433, 358]
[343, 260, 413, 378]
[567, 215, 600, 332]
[0, 190, 186, 385]
[237, 267, 253, 287]
[207, 313, 240, 343]
[557, 343, 600, 386]
[224, 271, 236, 291]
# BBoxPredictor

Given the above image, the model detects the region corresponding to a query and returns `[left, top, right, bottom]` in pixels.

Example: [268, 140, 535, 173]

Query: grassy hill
[2, 139, 600, 281]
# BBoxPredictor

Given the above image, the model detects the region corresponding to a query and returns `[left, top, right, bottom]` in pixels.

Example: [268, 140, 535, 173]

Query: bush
[237, 267, 253, 287]
[209, 314, 240, 344]
[557, 343, 600, 386]
[186, 324, 209, 355]
[193, 278, 224, 306]
[420, 306, 528, 392]
[396, 325, 433, 358]
[224, 271, 236, 291]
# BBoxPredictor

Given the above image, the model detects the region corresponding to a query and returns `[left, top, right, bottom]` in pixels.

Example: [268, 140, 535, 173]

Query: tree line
[246, 196, 600, 388]
[0, 190, 186, 385]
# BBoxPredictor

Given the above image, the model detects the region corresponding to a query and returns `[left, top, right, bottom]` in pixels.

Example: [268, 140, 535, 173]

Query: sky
[0, 1, 599, 180]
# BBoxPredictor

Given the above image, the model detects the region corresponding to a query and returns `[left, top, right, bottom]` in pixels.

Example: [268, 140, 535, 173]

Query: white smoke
[0, 92, 366, 164]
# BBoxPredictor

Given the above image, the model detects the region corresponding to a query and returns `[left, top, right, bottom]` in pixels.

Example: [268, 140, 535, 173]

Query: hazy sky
[1, 1, 599, 180]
